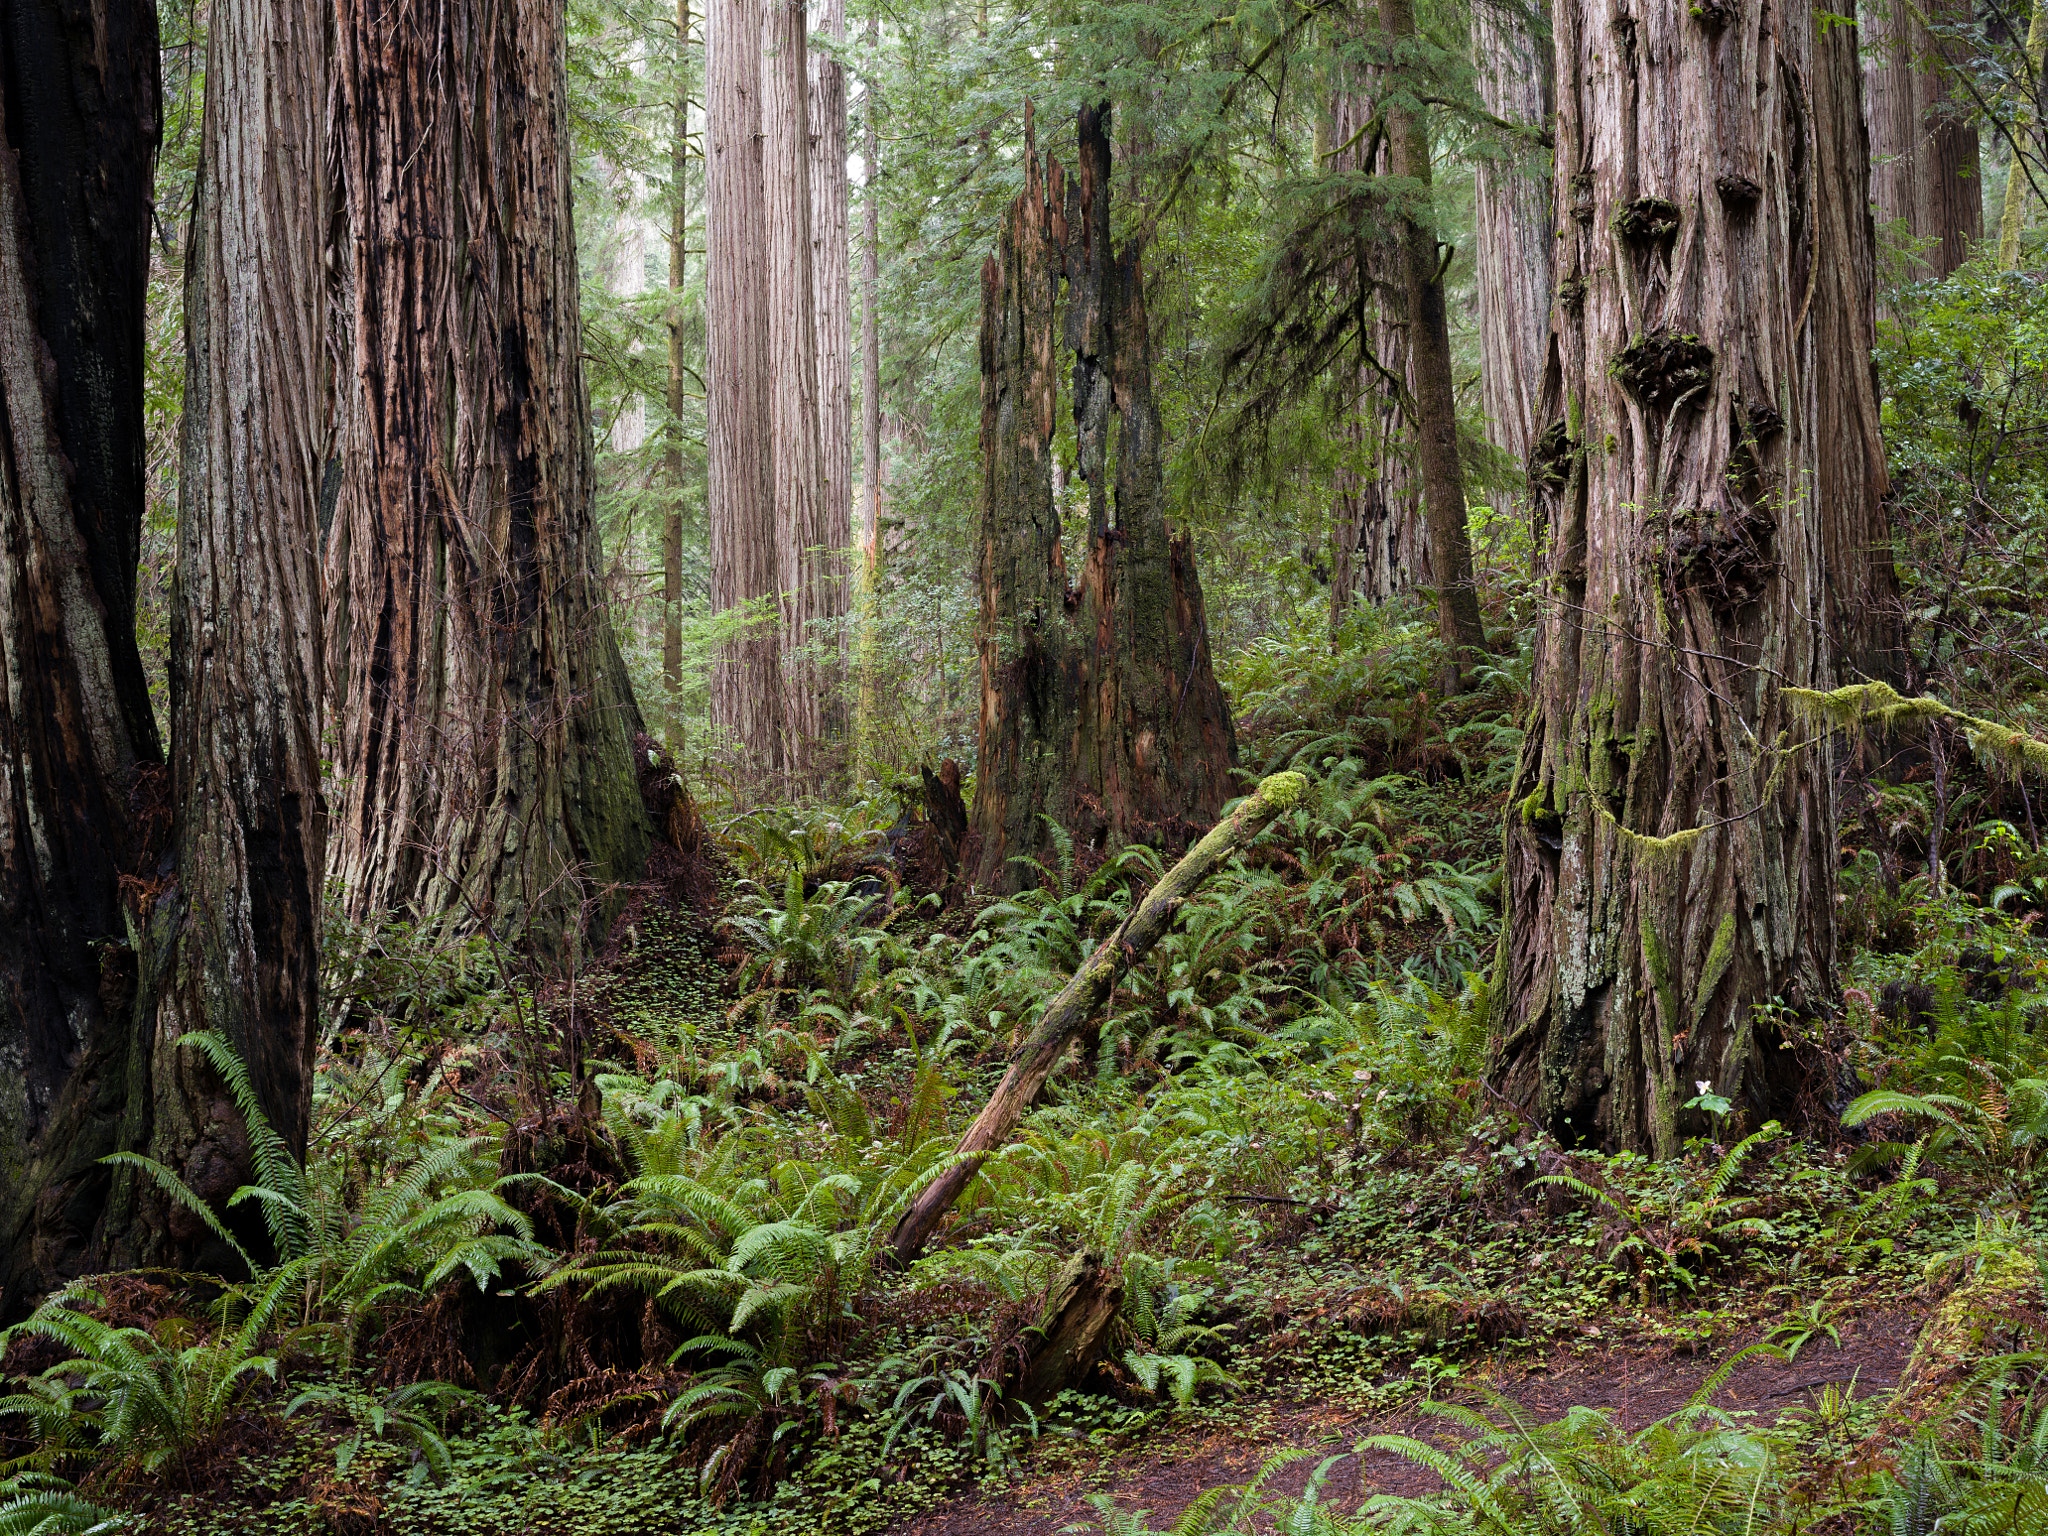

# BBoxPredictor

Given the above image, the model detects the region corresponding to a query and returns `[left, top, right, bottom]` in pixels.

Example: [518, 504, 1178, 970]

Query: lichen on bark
[1489, 0, 1874, 1152]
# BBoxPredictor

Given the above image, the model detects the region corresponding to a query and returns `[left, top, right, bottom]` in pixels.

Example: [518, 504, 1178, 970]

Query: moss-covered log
[888, 773, 1302, 1267]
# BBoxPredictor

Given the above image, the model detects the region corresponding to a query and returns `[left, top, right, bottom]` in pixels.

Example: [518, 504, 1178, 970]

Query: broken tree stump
[1016, 1249, 1125, 1405]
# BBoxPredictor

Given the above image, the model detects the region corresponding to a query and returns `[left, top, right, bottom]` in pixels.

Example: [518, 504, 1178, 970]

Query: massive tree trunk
[707, 0, 786, 775]
[0, 0, 164, 1309]
[1380, 0, 1487, 678]
[1864, 0, 1981, 279]
[764, 0, 827, 780]
[1473, 0, 1555, 465]
[328, 0, 652, 950]
[812, 0, 853, 745]
[1328, 79, 1428, 628]
[131, 0, 330, 1265]
[971, 106, 1237, 893]
[1491, 0, 1869, 1152]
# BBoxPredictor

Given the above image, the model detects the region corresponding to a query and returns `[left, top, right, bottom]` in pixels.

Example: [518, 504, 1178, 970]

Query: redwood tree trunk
[1380, 0, 1486, 677]
[134, 0, 330, 1257]
[812, 0, 854, 743]
[765, 0, 827, 780]
[857, 16, 883, 749]
[666, 0, 692, 749]
[328, 0, 652, 950]
[0, 0, 164, 1309]
[970, 107, 1237, 893]
[707, 0, 786, 775]
[1328, 79, 1428, 627]
[1491, 0, 1867, 1152]
[1473, 0, 1555, 464]
[1865, 0, 1981, 279]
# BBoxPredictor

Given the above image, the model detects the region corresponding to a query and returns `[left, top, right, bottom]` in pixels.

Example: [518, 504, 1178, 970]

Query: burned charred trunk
[0, 0, 165, 1310]
[970, 106, 1237, 894]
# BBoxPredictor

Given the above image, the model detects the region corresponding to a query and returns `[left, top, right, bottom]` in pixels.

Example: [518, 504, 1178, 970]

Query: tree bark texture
[1491, 0, 1863, 1153]
[666, 0, 692, 749]
[970, 106, 1239, 894]
[1380, 0, 1488, 676]
[328, 0, 652, 950]
[1812, 8, 1899, 684]
[811, 0, 853, 733]
[1864, 0, 1981, 279]
[765, 0, 827, 779]
[891, 772, 1302, 1264]
[707, 0, 786, 775]
[0, 0, 164, 1310]
[856, 18, 883, 756]
[139, 0, 330, 1247]
[1473, 0, 1556, 464]
[1327, 80, 1429, 628]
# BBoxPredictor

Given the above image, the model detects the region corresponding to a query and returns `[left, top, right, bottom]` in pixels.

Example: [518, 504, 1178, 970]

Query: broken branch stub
[885, 771, 1307, 1267]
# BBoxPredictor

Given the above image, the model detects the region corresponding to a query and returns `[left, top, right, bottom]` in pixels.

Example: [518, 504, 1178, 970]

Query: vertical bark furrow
[1492, 0, 1866, 1152]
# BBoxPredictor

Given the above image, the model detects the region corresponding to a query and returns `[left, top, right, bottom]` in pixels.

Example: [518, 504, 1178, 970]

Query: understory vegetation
[14, 217, 2048, 1536]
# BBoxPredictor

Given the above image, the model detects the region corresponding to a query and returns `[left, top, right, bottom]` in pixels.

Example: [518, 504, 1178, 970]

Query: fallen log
[885, 771, 1307, 1266]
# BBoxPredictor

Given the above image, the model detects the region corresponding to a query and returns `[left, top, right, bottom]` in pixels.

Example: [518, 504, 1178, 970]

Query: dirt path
[887, 1306, 1922, 1536]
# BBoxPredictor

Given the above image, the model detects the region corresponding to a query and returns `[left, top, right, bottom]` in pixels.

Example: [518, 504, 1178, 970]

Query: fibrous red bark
[327, 0, 653, 950]
[707, 0, 786, 775]
[140, 0, 331, 1249]
[1864, 0, 1981, 280]
[1473, 0, 1556, 465]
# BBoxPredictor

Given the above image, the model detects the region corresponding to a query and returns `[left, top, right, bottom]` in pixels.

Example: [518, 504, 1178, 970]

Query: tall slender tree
[764, 0, 828, 779]
[0, 0, 165, 1308]
[327, 0, 653, 949]
[1865, 0, 1981, 279]
[708, 0, 786, 774]
[1379, 0, 1487, 678]
[1327, 74, 1428, 628]
[667, 0, 694, 749]
[813, 0, 854, 737]
[856, 8, 885, 756]
[1472, 0, 1555, 465]
[1491, 0, 1880, 1152]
